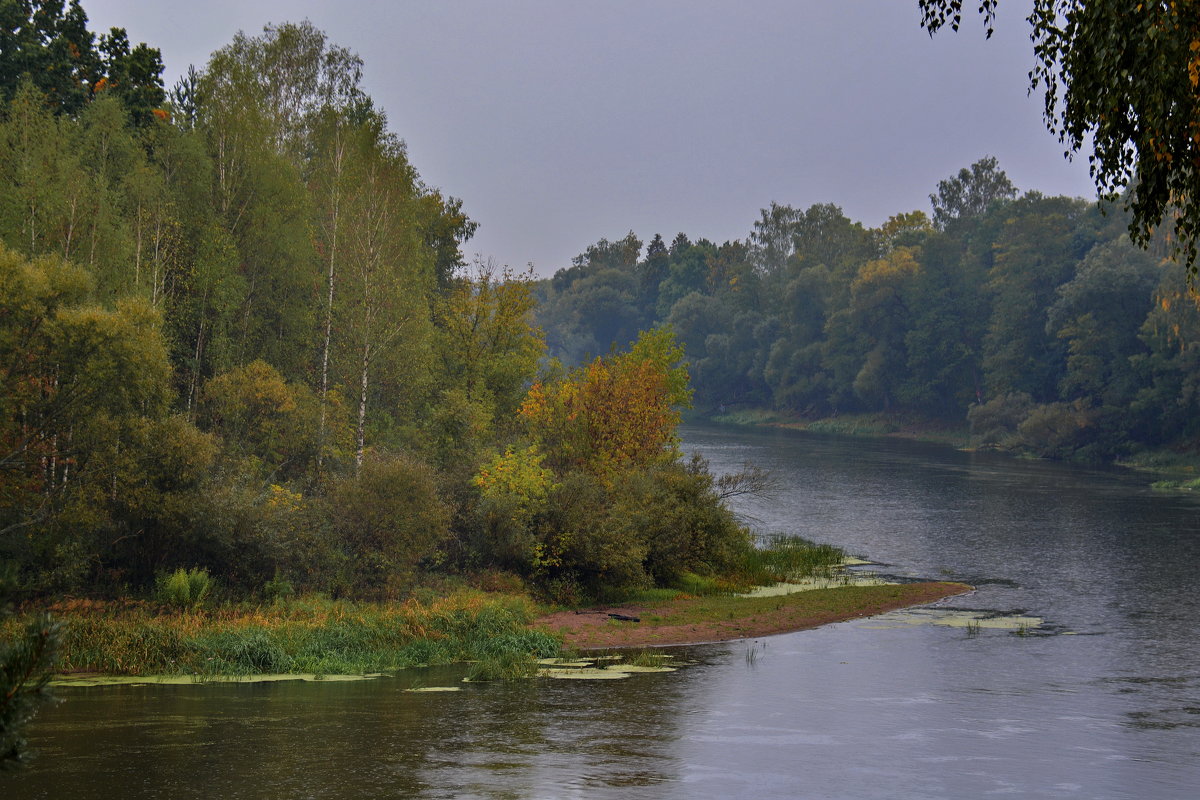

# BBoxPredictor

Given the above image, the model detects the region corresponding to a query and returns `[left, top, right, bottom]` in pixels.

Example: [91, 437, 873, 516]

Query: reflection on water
[9, 423, 1200, 799]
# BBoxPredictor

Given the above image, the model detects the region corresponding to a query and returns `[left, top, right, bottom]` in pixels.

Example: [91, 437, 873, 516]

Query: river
[9, 423, 1200, 798]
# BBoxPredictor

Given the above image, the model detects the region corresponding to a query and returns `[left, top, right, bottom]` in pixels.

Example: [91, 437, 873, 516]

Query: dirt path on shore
[533, 581, 972, 649]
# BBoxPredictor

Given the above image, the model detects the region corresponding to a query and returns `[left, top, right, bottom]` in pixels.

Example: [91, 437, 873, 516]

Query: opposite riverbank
[700, 408, 1200, 480]
[700, 409, 971, 448]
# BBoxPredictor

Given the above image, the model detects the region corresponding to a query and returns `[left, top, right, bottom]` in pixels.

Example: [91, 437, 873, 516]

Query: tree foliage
[519, 328, 689, 475]
[0, 10, 495, 599]
[535, 152, 1200, 464]
[920, 0, 1200, 272]
[0, 1, 163, 123]
[929, 155, 1016, 229]
[0, 565, 58, 768]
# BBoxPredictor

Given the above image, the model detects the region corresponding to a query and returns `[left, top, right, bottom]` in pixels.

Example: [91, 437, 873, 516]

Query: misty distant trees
[537, 156, 1200, 461]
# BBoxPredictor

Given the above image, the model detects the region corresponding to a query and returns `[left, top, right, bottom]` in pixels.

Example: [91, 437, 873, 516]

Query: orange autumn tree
[479, 327, 751, 599]
[518, 327, 691, 477]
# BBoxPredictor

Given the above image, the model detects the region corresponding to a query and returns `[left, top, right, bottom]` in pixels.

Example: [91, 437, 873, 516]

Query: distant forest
[535, 156, 1200, 463]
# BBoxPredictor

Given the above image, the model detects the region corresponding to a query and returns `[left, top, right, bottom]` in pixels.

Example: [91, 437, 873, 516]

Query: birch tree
[338, 124, 434, 470]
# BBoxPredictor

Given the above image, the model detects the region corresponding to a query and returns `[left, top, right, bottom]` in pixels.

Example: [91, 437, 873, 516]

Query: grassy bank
[703, 408, 970, 448]
[1117, 448, 1200, 487]
[10, 538, 971, 680]
[10, 580, 976, 680]
[10, 591, 560, 678]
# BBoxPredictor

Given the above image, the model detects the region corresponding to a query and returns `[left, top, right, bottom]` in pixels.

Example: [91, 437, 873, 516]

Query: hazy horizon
[86, 0, 1097, 274]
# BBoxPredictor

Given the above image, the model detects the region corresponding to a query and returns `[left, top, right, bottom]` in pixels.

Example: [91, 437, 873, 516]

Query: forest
[0, 3, 757, 607]
[536, 158, 1200, 464]
[5, 1, 1200, 609]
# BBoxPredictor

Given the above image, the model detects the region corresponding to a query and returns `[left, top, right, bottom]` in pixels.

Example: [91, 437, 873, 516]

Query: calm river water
[9, 424, 1200, 799]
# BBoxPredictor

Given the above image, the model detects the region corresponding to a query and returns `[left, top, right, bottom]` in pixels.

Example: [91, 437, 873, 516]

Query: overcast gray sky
[85, 0, 1096, 275]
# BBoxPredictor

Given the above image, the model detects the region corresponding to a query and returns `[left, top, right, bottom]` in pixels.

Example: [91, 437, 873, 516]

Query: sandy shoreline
[533, 581, 973, 649]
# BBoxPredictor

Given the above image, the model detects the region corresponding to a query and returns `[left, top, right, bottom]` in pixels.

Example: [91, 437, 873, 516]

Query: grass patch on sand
[1149, 475, 1200, 491]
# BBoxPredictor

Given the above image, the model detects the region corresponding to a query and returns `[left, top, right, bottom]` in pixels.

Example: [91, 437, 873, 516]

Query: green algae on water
[860, 608, 1045, 631]
[738, 574, 893, 598]
[537, 667, 632, 680]
[50, 672, 386, 687]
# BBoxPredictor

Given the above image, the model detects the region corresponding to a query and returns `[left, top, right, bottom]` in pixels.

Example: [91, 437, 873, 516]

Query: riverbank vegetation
[3, 591, 558, 678]
[0, 6, 877, 707]
[0, 3, 762, 610]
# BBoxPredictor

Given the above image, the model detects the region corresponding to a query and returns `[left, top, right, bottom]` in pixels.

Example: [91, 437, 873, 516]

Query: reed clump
[623, 649, 669, 668]
[465, 650, 540, 682]
[734, 534, 845, 587]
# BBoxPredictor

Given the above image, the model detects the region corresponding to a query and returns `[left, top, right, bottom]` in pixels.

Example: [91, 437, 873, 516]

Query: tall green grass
[41, 591, 560, 677]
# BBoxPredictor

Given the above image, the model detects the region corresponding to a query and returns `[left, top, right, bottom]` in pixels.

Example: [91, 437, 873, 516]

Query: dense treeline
[0, 3, 752, 603]
[537, 156, 1200, 462]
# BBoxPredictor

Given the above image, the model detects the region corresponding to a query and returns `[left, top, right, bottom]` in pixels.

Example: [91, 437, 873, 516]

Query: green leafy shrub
[968, 392, 1034, 448]
[263, 571, 295, 603]
[538, 471, 649, 595]
[154, 568, 213, 609]
[1016, 401, 1096, 458]
[322, 454, 450, 599]
[0, 565, 59, 768]
[617, 456, 753, 586]
[522, 455, 754, 600]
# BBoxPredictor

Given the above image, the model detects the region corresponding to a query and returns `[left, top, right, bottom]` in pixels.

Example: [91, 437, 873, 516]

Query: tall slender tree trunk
[133, 202, 144, 289]
[151, 215, 164, 306]
[186, 288, 209, 414]
[63, 194, 78, 260]
[317, 135, 344, 468]
[355, 340, 369, 473]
